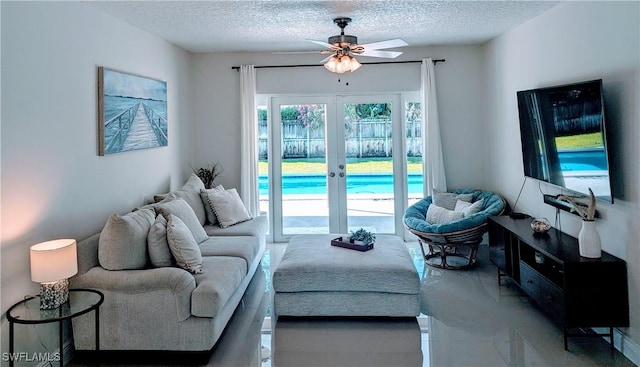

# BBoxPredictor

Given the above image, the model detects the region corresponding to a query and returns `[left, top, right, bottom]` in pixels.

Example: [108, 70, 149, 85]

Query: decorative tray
[331, 237, 374, 252]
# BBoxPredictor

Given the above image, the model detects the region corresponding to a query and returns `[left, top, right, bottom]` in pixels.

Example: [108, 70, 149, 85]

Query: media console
[488, 215, 629, 351]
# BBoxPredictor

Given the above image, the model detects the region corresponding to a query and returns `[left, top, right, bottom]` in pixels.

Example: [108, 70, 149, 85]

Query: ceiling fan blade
[320, 55, 334, 63]
[359, 49, 403, 59]
[272, 51, 325, 55]
[359, 39, 408, 50]
[306, 39, 337, 50]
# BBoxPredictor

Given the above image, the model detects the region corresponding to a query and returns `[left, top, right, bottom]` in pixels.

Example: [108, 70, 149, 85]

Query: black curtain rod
[231, 59, 445, 71]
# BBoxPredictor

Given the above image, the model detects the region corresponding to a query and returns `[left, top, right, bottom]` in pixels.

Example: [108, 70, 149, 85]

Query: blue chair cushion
[403, 189, 505, 234]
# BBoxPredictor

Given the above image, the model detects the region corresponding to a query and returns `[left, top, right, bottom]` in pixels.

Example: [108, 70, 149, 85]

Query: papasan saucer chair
[403, 189, 506, 270]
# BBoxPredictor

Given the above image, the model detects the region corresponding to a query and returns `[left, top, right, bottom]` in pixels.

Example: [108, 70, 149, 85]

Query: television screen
[517, 79, 613, 202]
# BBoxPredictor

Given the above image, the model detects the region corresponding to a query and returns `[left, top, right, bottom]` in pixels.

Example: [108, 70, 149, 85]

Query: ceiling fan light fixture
[334, 59, 347, 74]
[324, 56, 340, 73]
[324, 54, 360, 74]
[350, 57, 362, 71]
[289, 16, 408, 74]
[340, 55, 352, 70]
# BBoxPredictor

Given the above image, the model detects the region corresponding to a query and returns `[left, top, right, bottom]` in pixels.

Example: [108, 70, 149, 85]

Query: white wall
[0, 1, 193, 362]
[191, 45, 486, 191]
[484, 1, 640, 359]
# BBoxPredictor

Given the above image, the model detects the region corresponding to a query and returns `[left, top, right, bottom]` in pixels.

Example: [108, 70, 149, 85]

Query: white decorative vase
[578, 220, 601, 258]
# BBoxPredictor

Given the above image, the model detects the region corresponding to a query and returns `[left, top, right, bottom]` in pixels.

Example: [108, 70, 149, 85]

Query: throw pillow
[433, 191, 473, 210]
[200, 185, 225, 225]
[457, 193, 474, 203]
[166, 214, 203, 274]
[455, 198, 485, 217]
[154, 198, 209, 244]
[153, 174, 208, 226]
[147, 214, 174, 267]
[98, 208, 155, 270]
[426, 204, 465, 224]
[172, 174, 208, 226]
[433, 192, 458, 210]
[205, 188, 253, 228]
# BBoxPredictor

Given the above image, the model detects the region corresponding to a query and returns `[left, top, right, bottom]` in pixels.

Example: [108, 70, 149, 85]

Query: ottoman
[273, 234, 420, 317]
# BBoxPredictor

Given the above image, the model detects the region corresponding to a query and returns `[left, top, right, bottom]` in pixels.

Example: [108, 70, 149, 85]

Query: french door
[269, 94, 404, 242]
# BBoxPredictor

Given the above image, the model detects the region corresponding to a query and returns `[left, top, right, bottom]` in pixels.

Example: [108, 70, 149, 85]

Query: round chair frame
[407, 224, 488, 270]
[405, 194, 506, 270]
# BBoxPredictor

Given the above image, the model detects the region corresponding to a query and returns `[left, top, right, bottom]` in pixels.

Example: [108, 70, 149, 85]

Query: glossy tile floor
[72, 242, 636, 367]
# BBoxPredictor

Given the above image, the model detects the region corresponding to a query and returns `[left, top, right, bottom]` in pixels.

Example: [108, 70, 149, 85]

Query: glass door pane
[257, 105, 269, 219]
[341, 97, 401, 234]
[272, 100, 331, 239]
[406, 101, 424, 207]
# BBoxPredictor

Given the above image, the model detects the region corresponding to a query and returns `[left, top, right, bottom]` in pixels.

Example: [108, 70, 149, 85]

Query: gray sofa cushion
[98, 208, 155, 270]
[191, 256, 247, 318]
[148, 214, 174, 267]
[198, 236, 259, 269]
[204, 215, 268, 238]
[155, 198, 208, 244]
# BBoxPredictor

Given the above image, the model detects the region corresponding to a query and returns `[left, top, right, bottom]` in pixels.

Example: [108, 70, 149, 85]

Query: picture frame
[98, 67, 168, 155]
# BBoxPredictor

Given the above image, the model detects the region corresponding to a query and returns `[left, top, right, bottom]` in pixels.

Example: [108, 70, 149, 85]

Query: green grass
[259, 157, 423, 174]
[555, 132, 603, 149]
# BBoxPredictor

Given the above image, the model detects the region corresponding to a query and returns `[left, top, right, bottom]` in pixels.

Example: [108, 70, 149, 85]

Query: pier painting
[98, 67, 168, 155]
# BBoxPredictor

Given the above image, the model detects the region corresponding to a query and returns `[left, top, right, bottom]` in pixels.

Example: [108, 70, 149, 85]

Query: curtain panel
[240, 65, 260, 216]
[421, 58, 447, 196]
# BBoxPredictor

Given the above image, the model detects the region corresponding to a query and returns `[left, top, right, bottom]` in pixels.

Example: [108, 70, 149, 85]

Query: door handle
[338, 164, 345, 170]
[328, 172, 336, 177]
[339, 172, 345, 178]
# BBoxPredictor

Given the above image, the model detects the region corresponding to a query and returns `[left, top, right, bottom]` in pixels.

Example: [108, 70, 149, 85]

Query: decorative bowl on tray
[530, 217, 551, 234]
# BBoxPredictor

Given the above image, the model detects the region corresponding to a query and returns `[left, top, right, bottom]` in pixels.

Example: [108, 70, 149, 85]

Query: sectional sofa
[70, 174, 267, 351]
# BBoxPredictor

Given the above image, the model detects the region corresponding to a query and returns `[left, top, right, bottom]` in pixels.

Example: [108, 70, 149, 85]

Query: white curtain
[240, 65, 260, 216]
[421, 58, 447, 196]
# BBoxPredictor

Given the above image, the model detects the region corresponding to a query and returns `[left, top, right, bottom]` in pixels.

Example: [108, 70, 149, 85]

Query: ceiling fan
[280, 17, 409, 73]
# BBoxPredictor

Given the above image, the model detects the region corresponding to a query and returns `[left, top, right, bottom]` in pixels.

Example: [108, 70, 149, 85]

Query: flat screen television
[517, 79, 613, 202]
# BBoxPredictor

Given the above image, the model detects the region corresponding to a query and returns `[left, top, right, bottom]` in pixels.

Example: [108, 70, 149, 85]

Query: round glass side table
[7, 288, 104, 367]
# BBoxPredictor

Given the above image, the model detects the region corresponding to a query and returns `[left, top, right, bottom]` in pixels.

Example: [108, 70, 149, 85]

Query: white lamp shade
[30, 239, 78, 283]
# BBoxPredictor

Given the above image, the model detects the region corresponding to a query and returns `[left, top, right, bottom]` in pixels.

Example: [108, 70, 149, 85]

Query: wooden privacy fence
[258, 119, 422, 159]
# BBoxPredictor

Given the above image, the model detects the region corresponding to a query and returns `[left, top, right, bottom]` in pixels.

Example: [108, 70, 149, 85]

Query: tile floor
[71, 242, 636, 367]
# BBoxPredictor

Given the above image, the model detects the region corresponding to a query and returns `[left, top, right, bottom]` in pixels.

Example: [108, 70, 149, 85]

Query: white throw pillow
[200, 185, 225, 225]
[454, 198, 485, 217]
[205, 188, 253, 228]
[147, 214, 174, 267]
[166, 214, 203, 274]
[426, 204, 465, 224]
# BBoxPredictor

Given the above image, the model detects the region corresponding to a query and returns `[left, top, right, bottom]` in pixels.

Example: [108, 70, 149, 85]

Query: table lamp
[30, 239, 78, 309]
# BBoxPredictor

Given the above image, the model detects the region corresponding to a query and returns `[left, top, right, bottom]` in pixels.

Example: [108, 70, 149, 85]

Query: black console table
[488, 216, 629, 351]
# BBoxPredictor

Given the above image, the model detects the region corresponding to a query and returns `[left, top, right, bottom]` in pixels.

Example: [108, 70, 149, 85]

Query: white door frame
[268, 93, 407, 242]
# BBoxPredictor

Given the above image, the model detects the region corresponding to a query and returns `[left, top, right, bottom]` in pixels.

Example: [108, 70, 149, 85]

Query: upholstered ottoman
[273, 234, 420, 317]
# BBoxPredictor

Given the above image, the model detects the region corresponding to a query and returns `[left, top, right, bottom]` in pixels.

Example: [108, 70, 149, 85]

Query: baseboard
[618, 329, 640, 366]
[593, 327, 640, 365]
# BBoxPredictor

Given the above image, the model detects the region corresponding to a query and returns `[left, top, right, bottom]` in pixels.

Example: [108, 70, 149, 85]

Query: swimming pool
[259, 173, 424, 195]
[558, 149, 608, 171]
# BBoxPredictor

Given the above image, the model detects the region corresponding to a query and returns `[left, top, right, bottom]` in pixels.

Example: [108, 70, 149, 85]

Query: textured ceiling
[84, 1, 560, 53]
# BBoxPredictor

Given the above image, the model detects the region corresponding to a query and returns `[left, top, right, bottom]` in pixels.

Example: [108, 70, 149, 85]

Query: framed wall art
[98, 67, 168, 155]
